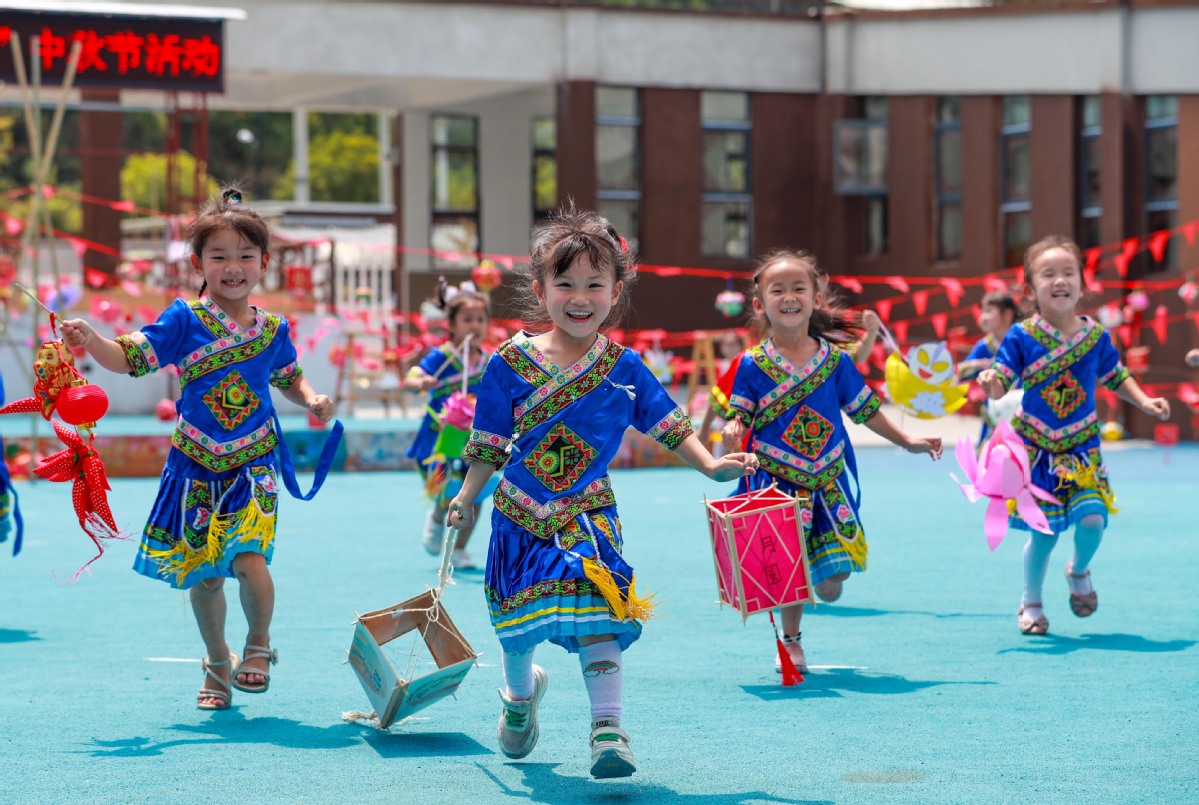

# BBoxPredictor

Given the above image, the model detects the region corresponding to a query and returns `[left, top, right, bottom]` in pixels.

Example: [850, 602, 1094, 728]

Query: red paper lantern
[56, 383, 109, 426]
[472, 259, 502, 293]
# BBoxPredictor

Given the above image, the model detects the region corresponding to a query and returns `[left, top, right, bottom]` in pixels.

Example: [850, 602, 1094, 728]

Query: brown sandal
[197, 653, 237, 710]
[1066, 564, 1098, 618]
[1017, 604, 1048, 635]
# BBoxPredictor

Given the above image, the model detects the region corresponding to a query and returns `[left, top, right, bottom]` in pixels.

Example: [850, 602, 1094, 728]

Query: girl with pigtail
[403, 277, 492, 567]
[722, 249, 943, 675]
[445, 205, 758, 778]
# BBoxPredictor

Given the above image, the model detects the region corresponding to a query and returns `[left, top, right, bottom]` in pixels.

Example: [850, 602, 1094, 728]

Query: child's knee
[1078, 514, 1104, 531]
[189, 577, 224, 598]
[231, 552, 268, 580]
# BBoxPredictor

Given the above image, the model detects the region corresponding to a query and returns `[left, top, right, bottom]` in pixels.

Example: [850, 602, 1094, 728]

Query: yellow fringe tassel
[581, 557, 658, 622]
[145, 502, 275, 586]
[1055, 457, 1119, 514]
[835, 530, 869, 572]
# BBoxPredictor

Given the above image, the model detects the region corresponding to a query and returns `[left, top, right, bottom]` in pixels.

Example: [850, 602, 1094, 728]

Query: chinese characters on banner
[0, 11, 223, 92]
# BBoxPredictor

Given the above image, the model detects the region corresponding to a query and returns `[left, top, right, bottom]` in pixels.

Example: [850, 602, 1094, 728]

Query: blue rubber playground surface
[2, 445, 1197, 804]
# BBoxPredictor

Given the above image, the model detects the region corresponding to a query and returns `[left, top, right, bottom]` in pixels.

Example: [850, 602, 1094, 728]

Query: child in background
[446, 207, 757, 778]
[723, 250, 942, 675]
[61, 188, 337, 710]
[404, 282, 491, 567]
[1187, 349, 1199, 368]
[960, 290, 1023, 445]
[978, 235, 1170, 635]
[698, 330, 747, 453]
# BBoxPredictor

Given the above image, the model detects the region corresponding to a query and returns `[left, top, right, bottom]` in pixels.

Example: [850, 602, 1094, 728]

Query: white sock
[579, 640, 622, 726]
[502, 650, 535, 700]
[1022, 531, 1059, 609]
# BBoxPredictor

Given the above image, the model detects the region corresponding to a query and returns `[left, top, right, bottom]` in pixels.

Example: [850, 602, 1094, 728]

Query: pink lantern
[471, 259, 503, 293]
[1126, 290, 1151, 312]
[714, 289, 745, 318]
[704, 485, 813, 620]
[951, 420, 1060, 551]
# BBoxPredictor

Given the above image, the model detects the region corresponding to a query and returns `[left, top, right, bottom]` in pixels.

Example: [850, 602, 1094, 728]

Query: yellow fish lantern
[884, 340, 969, 419]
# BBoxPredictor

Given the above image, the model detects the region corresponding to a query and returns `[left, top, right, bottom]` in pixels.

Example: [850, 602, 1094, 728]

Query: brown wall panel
[1030, 95, 1076, 239]
[878, 95, 934, 279]
[80, 88, 123, 276]
[961, 96, 1001, 276]
[555, 81, 596, 210]
[752, 93, 821, 258]
[641, 88, 701, 267]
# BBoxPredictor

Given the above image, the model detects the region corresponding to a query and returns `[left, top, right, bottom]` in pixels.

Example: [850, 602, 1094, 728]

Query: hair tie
[618, 235, 629, 254]
[223, 189, 243, 206]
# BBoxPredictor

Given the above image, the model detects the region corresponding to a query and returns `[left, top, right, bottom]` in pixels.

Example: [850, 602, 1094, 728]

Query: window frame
[595, 86, 642, 248]
[934, 96, 963, 262]
[701, 90, 752, 259]
[430, 113, 480, 269]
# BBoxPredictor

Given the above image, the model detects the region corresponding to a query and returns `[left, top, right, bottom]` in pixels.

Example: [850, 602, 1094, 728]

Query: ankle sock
[579, 640, 622, 723]
[1069, 516, 1104, 595]
[502, 650, 535, 700]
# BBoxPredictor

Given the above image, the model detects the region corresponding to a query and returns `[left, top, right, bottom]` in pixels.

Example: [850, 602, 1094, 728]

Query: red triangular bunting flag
[1152, 305, 1169, 343]
[1148, 230, 1171, 263]
[939, 278, 964, 307]
[893, 320, 909, 346]
[876, 299, 892, 322]
[886, 276, 910, 294]
[912, 290, 929, 316]
[931, 312, 949, 338]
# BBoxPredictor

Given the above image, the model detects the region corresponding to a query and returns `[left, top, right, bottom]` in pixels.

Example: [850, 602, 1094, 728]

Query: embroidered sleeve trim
[270, 361, 303, 390]
[463, 429, 511, 468]
[847, 392, 881, 424]
[648, 408, 694, 450]
[994, 363, 1018, 391]
[1100, 363, 1130, 391]
[116, 332, 159, 377]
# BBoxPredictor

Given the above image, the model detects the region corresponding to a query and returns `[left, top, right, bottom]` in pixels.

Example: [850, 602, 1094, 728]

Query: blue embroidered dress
[117, 298, 305, 589]
[728, 339, 881, 583]
[960, 335, 1001, 445]
[462, 332, 693, 655]
[406, 342, 491, 468]
[991, 315, 1129, 534]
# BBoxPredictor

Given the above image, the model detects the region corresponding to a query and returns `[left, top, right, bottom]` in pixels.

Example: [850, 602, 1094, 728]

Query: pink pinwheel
[951, 420, 1060, 550]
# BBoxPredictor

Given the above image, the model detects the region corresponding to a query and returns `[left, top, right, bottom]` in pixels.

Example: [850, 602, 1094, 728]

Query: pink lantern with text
[704, 485, 813, 620]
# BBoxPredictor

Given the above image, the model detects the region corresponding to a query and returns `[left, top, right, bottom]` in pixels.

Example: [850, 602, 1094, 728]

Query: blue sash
[272, 413, 345, 501]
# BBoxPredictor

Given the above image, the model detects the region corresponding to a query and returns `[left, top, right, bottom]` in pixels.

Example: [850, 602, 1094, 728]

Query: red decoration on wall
[1148, 231, 1171, 263]
[886, 276, 910, 294]
[1151, 305, 1169, 343]
[939, 278, 964, 307]
[930, 312, 949, 339]
[911, 290, 929, 316]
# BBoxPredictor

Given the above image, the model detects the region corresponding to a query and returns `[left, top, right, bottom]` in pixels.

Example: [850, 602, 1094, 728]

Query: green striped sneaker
[589, 724, 636, 779]
[496, 665, 548, 759]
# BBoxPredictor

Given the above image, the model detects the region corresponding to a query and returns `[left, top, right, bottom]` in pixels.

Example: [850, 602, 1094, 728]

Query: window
[1000, 96, 1032, 268]
[430, 114, 479, 268]
[701, 90, 751, 259]
[531, 117, 557, 223]
[1078, 96, 1102, 250]
[1145, 95, 1178, 270]
[934, 97, 962, 261]
[834, 96, 888, 255]
[596, 87, 641, 249]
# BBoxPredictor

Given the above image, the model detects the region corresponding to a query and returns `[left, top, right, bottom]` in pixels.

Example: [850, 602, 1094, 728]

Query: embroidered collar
[1030, 314, 1095, 346]
[514, 331, 611, 384]
[198, 297, 265, 335]
[763, 337, 831, 380]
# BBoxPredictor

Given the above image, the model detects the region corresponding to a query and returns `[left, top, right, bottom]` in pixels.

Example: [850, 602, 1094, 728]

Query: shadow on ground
[998, 633, 1197, 656]
[741, 667, 996, 700]
[0, 628, 39, 643]
[477, 762, 828, 805]
[83, 713, 359, 757]
[809, 605, 1006, 620]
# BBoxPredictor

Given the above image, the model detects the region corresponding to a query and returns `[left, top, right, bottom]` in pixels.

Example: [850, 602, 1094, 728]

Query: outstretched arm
[862, 410, 943, 460]
[446, 461, 498, 529]
[673, 432, 758, 482]
[59, 318, 134, 375]
[1115, 376, 1171, 421]
[279, 375, 334, 422]
[854, 310, 881, 364]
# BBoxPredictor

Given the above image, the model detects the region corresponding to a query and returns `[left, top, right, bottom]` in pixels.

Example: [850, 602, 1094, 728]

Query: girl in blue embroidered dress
[445, 207, 757, 779]
[978, 235, 1169, 636]
[722, 250, 942, 675]
[959, 291, 1022, 447]
[61, 189, 335, 711]
[404, 284, 492, 564]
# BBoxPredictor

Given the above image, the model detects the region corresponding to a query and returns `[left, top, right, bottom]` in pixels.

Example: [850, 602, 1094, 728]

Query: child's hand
[1142, 397, 1171, 421]
[59, 319, 95, 351]
[721, 419, 747, 453]
[707, 451, 759, 482]
[861, 309, 881, 334]
[906, 436, 943, 461]
[976, 369, 1006, 399]
[307, 394, 334, 423]
[1187, 349, 1199, 368]
[446, 497, 474, 529]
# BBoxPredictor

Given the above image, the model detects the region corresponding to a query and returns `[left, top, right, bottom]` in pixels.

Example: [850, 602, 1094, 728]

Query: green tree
[274, 129, 378, 203]
[120, 151, 218, 213]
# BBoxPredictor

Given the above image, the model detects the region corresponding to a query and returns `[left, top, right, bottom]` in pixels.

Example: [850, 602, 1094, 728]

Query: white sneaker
[497, 665, 548, 759]
[590, 723, 636, 778]
[422, 511, 446, 556]
[451, 549, 477, 570]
